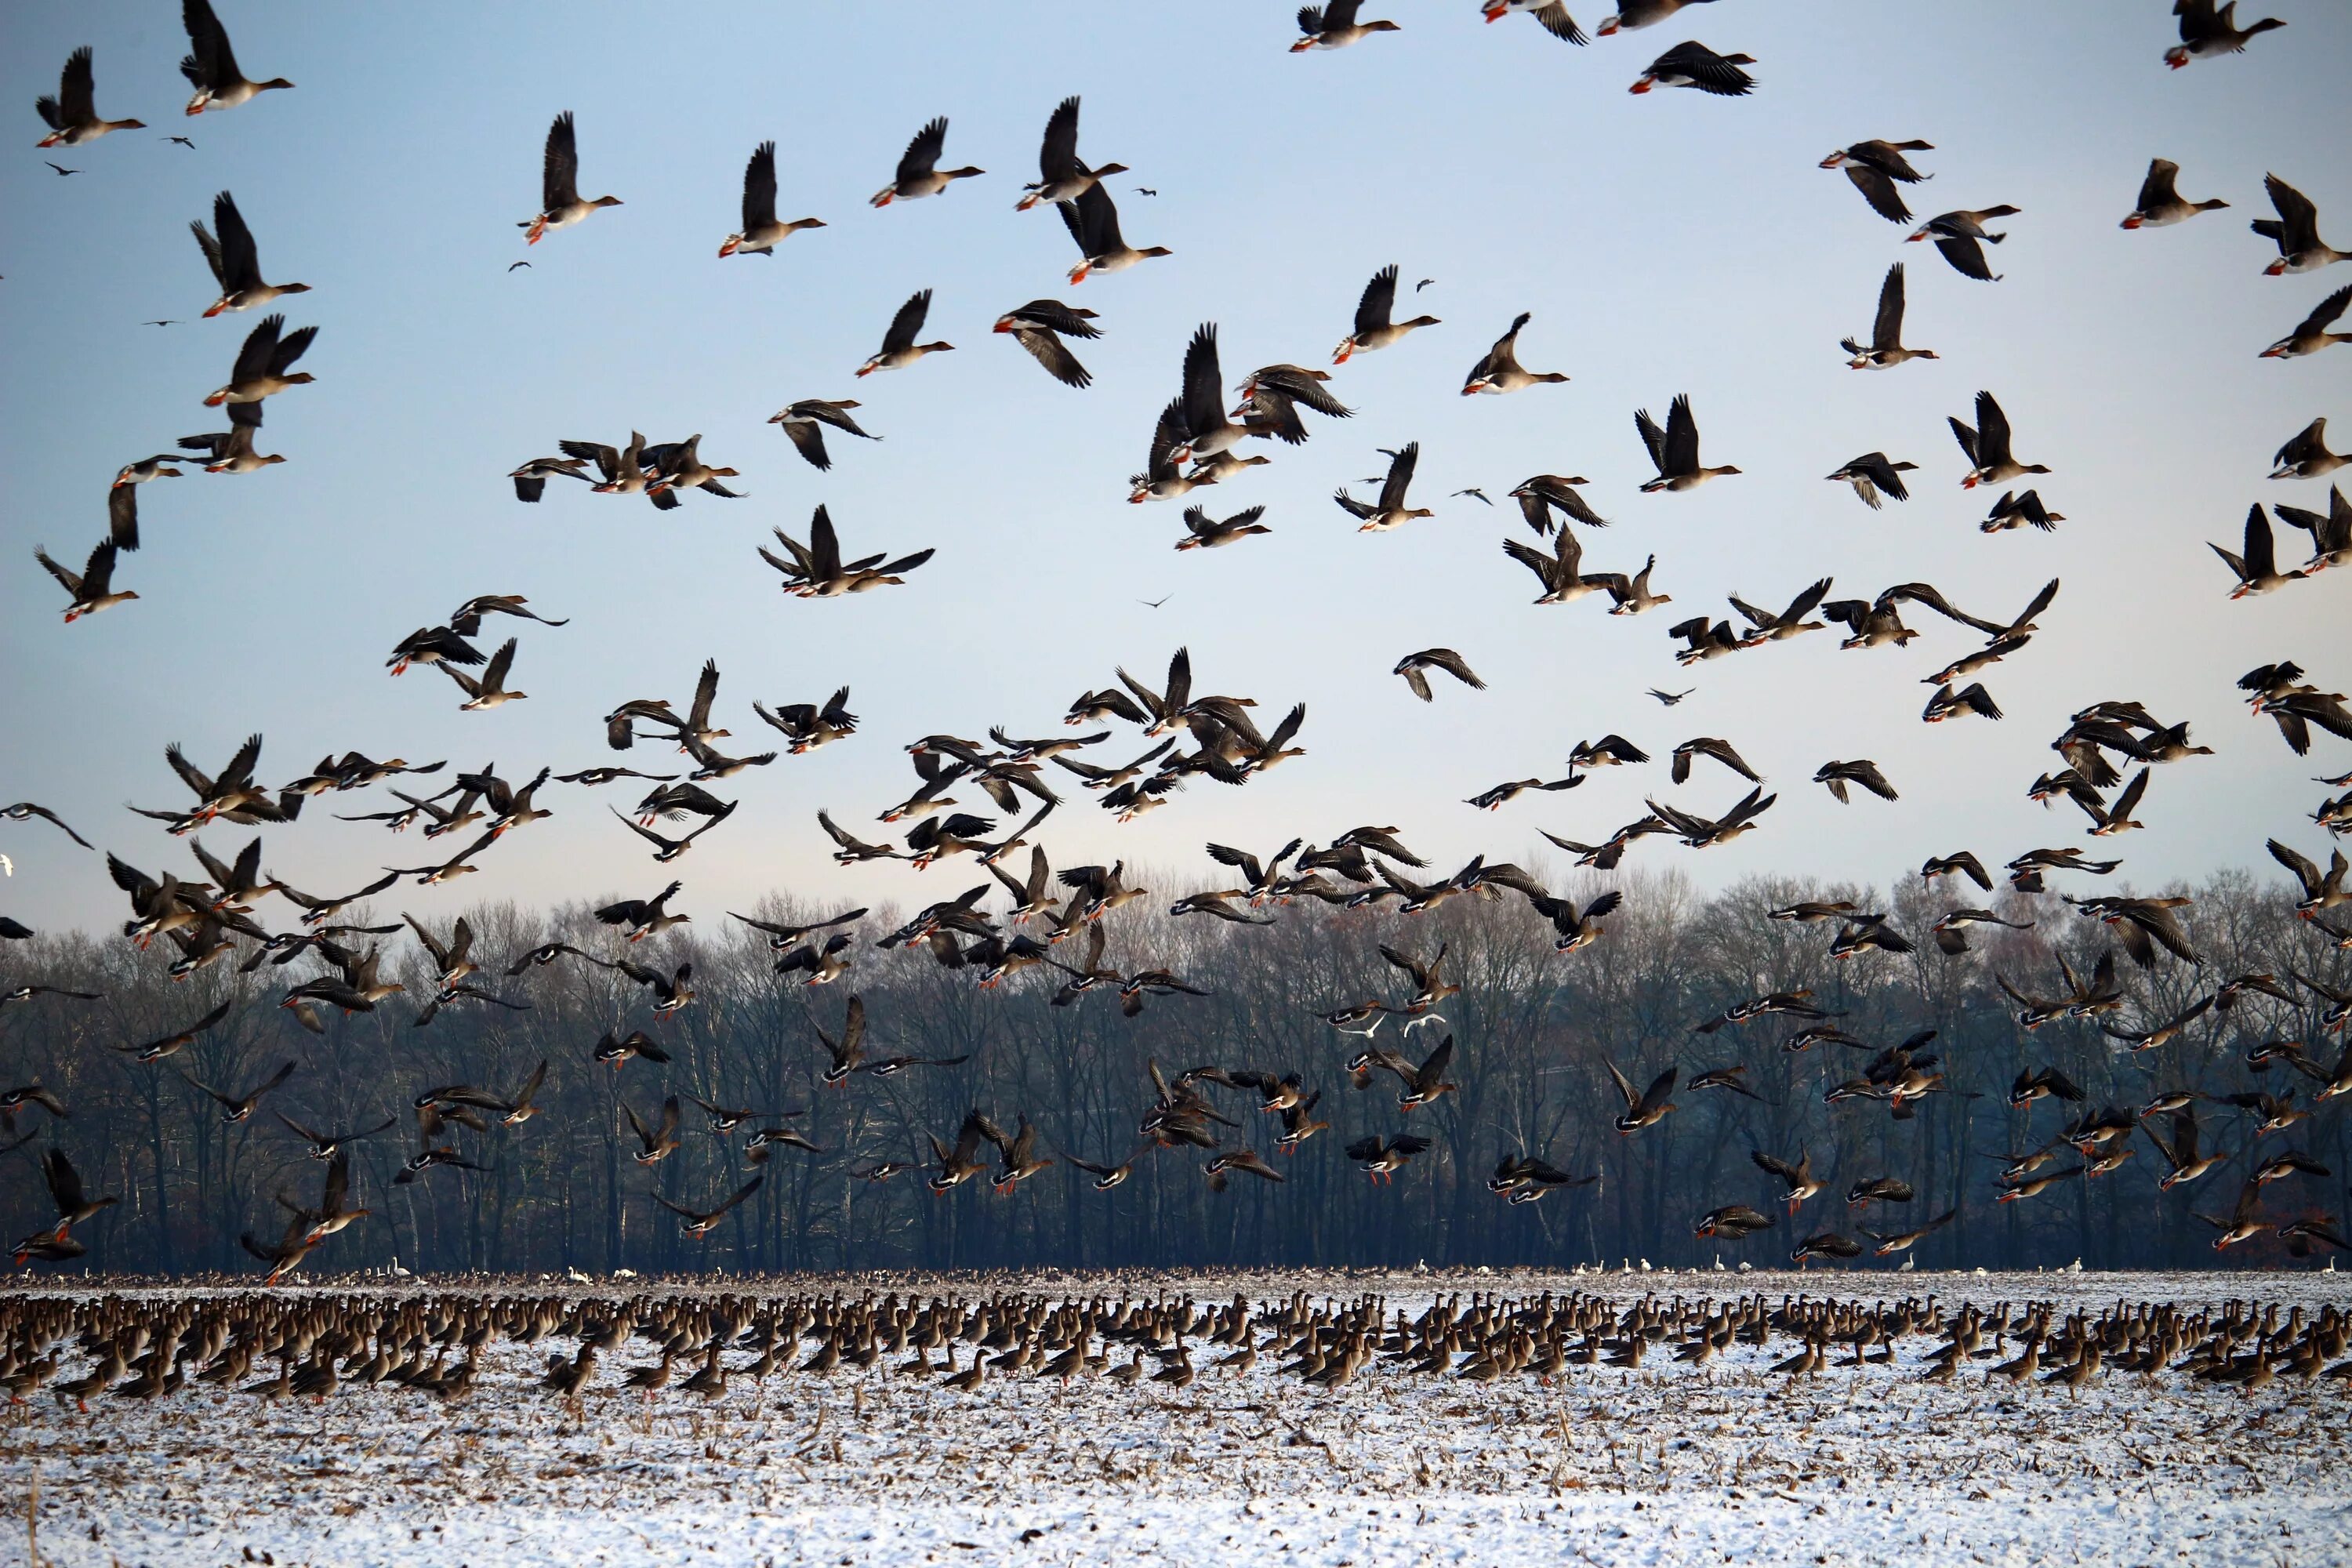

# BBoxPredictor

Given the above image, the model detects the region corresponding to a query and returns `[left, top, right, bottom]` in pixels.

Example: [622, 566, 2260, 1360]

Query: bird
[1607, 1062, 1678, 1133]
[719, 141, 825, 256]
[1176, 505, 1271, 551]
[1628, 41, 1755, 96]
[1393, 649, 1485, 703]
[1820, 140, 1935, 224]
[871, 117, 982, 206]
[202, 313, 317, 407]
[1950, 391, 2049, 488]
[1017, 96, 1127, 213]
[1061, 182, 1169, 284]
[179, 0, 294, 115]
[993, 300, 1102, 389]
[1908, 207, 2020, 281]
[2165, 2, 2285, 70]
[191, 191, 310, 315]
[1293, 2, 1402, 52]
[2271, 419, 2347, 481]
[1334, 265, 1440, 364]
[1461, 313, 1568, 394]
[1636, 395, 1740, 492]
[521, 112, 622, 244]
[41, 162, 78, 176]
[768, 399, 880, 471]
[34, 47, 144, 147]
[2261, 285, 2352, 359]
[2120, 158, 2229, 229]
[442, 638, 528, 711]
[1842, 263, 1936, 368]
[2252, 176, 2347, 276]
[1814, 759, 1899, 804]
[2210, 505, 2307, 597]
[34, 540, 137, 623]
[654, 1177, 763, 1238]
[1827, 452, 1918, 509]
[1480, 2, 1588, 43]
[857, 289, 953, 376]
[1334, 443, 1433, 532]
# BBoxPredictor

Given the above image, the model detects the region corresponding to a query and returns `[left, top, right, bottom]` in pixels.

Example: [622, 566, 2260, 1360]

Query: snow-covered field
[7, 1269, 2349, 1567]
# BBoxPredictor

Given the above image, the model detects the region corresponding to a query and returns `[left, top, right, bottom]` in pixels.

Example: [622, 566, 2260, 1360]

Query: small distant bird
[1416, 278, 1435, 291]
[166, 135, 195, 148]
[44, 162, 80, 176]
[1139, 595, 1171, 608]
[1649, 688, 1693, 706]
[1134, 187, 1157, 196]
[507, 260, 531, 272]
[1453, 488, 1492, 505]
[143, 320, 180, 328]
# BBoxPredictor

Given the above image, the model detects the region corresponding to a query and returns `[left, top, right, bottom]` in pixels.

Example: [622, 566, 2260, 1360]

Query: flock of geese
[2, 1283, 2347, 1413]
[9, 2, 2352, 1282]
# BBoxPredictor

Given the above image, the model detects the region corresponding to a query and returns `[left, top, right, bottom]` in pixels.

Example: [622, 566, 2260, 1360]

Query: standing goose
[719, 141, 825, 256]
[1842, 263, 1936, 368]
[1292, 2, 1401, 50]
[1482, 2, 1588, 44]
[2270, 418, 2346, 481]
[1334, 441, 1432, 531]
[1017, 96, 1126, 212]
[1907, 206, 2019, 281]
[2119, 159, 2228, 229]
[858, 289, 953, 376]
[191, 191, 310, 315]
[1334, 265, 1439, 364]
[2210, 504, 2307, 597]
[2165, 2, 2285, 69]
[521, 112, 622, 245]
[1636, 394, 1740, 492]
[35, 540, 136, 622]
[203, 314, 316, 407]
[34, 48, 143, 147]
[1597, 1, 1715, 32]
[870, 117, 982, 206]
[179, 0, 293, 115]
[1820, 139, 1935, 224]
[2252, 176, 2347, 276]
[1461, 312, 1568, 394]
[768, 399, 879, 470]
[1628, 42, 1755, 96]
[1060, 182, 1168, 283]
[1950, 390, 2048, 488]
[2260, 285, 2352, 360]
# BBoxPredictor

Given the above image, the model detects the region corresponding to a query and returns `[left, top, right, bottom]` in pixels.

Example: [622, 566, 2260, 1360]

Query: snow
[6, 1270, 2348, 1566]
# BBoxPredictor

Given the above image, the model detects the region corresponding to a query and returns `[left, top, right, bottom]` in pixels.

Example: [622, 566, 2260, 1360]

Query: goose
[993, 299, 1101, 389]
[1608, 1062, 1677, 1133]
[1502, 522, 1612, 604]
[1170, 322, 1241, 461]
[2165, 1, 2285, 69]
[1815, 759, 1898, 804]
[2260, 284, 2351, 359]
[1334, 265, 1439, 363]
[655, 1177, 763, 1238]
[2252, 176, 2347, 275]
[870, 116, 982, 205]
[1343, 1134, 1430, 1182]
[191, 191, 309, 315]
[1017, 96, 1127, 212]
[1393, 648, 1485, 702]
[1732, 577, 1831, 644]
[521, 112, 622, 244]
[753, 687, 860, 752]
[202, 313, 316, 406]
[1628, 41, 1755, 96]
[509, 455, 592, 501]
[1060, 180, 1167, 283]
[1597, 0, 1715, 33]
[179, 0, 294, 115]
[1530, 888, 1622, 953]
[35, 540, 136, 622]
[2119, 158, 2228, 229]
[1820, 139, 1934, 224]
[2271, 418, 2346, 481]
[2270, 838, 2350, 919]
[34, 47, 144, 147]
[719, 141, 824, 256]
[1636, 394, 1740, 491]
[1334, 441, 1432, 531]
[1510, 474, 1608, 534]
[642, 434, 743, 503]
[1461, 312, 1567, 394]
[2278, 487, 2352, 572]
[768, 398, 880, 470]
[1292, 2, 1401, 51]
[858, 288, 953, 376]
[1599, 554, 1672, 615]
[1842, 263, 1936, 368]
[1176, 504, 1270, 550]
[442, 638, 527, 710]
[182, 407, 282, 474]
[2211, 504, 2307, 597]
[1569, 735, 1648, 770]
[113, 454, 187, 488]
[1482, 2, 1587, 42]
[1128, 400, 1197, 503]
[1827, 452, 1917, 508]
[1753, 1149, 1824, 1214]
[757, 504, 932, 597]
[1980, 489, 2064, 533]
[1908, 206, 2018, 281]
[1921, 682, 2004, 724]
[1950, 390, 2047, 488]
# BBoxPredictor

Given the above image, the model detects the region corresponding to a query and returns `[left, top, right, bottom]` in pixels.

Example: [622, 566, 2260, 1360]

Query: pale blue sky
[3, 1, 2345, 935]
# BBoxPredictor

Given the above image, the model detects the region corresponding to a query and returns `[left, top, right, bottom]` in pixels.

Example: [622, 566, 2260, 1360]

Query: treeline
[1, 861, 2345, 1277]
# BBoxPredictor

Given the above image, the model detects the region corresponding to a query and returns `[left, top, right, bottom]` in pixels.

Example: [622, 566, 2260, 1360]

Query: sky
[2, 0, 2346, 938]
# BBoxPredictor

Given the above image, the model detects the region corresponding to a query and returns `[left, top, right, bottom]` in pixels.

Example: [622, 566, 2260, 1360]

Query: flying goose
[857, 288, 953, 375]
[1731, 577, 1832, 644]
[1502, 524, 1612, 604]
[179, 0, 294, 115]
[34, 47, 143, 147]
[1018, 95, 1127, 212]
[1636, 395, 1740, 491]
[1170, 323, 1242, 462]
[1509, 474, 1608, 534]
[1921, 682, 2004, 724]
[1842, 263, 1936, 368]
[993, 299, 1101, 389]
[1815, 759, 1898, 804]
[1980, 489, 2064, 533]
[768, 399, 880, 470]
[2260, 284, 2351, 359]
[191, 191, 309, 316]
[2165, 2, 2285, 69]
[1827, 452, 1917, 508]
[1820, 140, 1934, 223]
[1061, 181, 1168, 282]
[2252, 175, 2347, 276]
[1671, 735, 1758, 784]
[1668, 617, 1742, 663]
[2210, 504, 2307, 597]
[655, 1177, 762, 1238]
[758, 505, 933, 596]
[1598, 554, 1672, 615]
[1334, 441, 1432, 531]
[34, 540, 136, 622]
[1480, 2, 1588, 42]
[1461, 312, 1568, 394]
[2119, 158, 2228, 229]
[1528, 888, 1621, 953]
[2271, 418, 2346, 481]
[1907, 206, 2019, 281]
[1334, 265, 1439, 363]
[203, 313, 317, 406]
[1598, 2, 1718, 34]
[1393, 648, 1485, 702]
[521, 112, 621, 244]
[1628, 41, 1755, 96]
[441, 637, 525, 710]
[1608, 1062, 1678, 1133]
[1176, 504, 1270, 550]
[1292, 2, 1401, 51]
[507, 456, 590, 503]
[1950, 390, 2048, 488]
[719, 141, 824, 256]
[870, 115, 982, 207]
[1128, 400, 1196, 503]
[754, 687, 859, 752]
